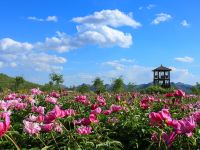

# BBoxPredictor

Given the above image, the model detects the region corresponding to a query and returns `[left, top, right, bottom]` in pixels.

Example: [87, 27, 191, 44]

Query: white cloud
[0, 38, 66, 72]
[10, 62, 17, 68]
[175, 56, 194, 63]
[46, 16, 58, 22]
[147, 4, 156, 10]
[27, 16, 58, 22]
[0, 38, 33, 52]
[72, 9, 141, 28]
[152, 13, 172, 25]
[0, 61, 4, 68]
[181, 20, 190, 27]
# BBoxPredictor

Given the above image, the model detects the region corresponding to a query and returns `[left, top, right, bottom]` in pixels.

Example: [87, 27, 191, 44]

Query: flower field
[1, 89, 200, 149]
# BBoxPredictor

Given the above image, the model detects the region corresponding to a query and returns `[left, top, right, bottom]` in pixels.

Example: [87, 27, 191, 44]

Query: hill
[0, 73, 41, 90]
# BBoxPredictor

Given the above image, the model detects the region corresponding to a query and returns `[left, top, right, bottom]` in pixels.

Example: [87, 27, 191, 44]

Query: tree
[126, 82, 136, 92]
[191, 82, 200, 95]
[77, 84, 90, 94]
[92, 77, 106, 94]
[112, 77, 125, 93]
[49, 73, 64, 87]
[14, 76, 24, 90]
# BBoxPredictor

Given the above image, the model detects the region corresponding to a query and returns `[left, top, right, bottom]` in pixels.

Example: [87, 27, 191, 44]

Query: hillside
[0, 73, 41, 90]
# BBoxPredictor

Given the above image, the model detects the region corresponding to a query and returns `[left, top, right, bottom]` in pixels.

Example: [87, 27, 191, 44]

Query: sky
[0, 0, 200, 86]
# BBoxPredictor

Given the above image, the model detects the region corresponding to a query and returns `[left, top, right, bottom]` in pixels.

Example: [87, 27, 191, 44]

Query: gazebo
[152, 65, 172, 88]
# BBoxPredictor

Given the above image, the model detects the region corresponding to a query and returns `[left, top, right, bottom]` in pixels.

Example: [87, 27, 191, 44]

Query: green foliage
[92, 77, 106, 94]
[77, 84, 90, 93]
[49, 73, 64, 86]
[141, 85, 174, 94]
[0, 73, 40, 91]
[126, 82, 136, 92]
[112, 77, 125, 93]
[191, 82, 200, 95]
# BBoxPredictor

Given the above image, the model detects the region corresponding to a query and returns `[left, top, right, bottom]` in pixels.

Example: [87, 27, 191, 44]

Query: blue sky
[0, 0, 200, 86]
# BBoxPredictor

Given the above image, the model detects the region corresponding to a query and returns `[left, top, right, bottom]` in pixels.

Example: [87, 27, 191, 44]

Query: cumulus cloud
[0, 38, 33, 52]
[175, 56, 194, 63]
[0, 38, 66, 72]
[27, 16, 58, 22]
[152, 13, 172, 25]
[72, 9, 141, 28]
[181, 20, 190, 27]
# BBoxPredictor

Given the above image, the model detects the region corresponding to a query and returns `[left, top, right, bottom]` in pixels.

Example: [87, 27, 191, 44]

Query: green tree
[14, 76, 24, 90]
[112, 77, 125, 93]
[49, 73, 64, 87]
[93, 77, 106, 94]
[126, 82, 136, 92]
[191, 82, 200, 95]
[78, 84, 90, 94]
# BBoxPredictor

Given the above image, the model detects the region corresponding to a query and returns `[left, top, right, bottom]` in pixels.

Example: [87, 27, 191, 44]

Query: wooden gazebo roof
[152, 65, 172, 71]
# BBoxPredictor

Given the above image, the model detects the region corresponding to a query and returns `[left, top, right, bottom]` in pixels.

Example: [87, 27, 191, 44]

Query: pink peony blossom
[49, 91, 60, 98]
[171, 116, 196, 137]
[31, 88, 42, 95]
[91, 107, 102, 115]
[32, 106, 45, 115]
[75, 95, 90, 105]
[23, 120, 41, 135]
[174, 89, 185, 97]
[110, 104, 122, 112]
[116, 95, 121, 101]
[161, 132, 177, 148]
[77, 126, 92, 135]
[45, 96, 57, 104]
[41, 123, 53, 132]
[0, 112, 11, 137]
[89, 114, 99, 124]
[102, 110, 112, 115]
[96, 96, 106, 106]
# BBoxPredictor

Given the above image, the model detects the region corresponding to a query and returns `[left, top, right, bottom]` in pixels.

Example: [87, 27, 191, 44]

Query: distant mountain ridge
[0, 73, 194, 93]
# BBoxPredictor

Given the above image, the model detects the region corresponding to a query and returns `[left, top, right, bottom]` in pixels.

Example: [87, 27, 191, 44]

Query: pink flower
[116, 95, 121, 101]
[75, 95, 90, 105]
[171, 116, 196, 137]
[91, 104, 99, 110]
[41, 123, 53, 132]
[26, 115, 38, 122]
[151, 132, 159, 142]
[174, 89, 185, 97]
[4, 93, 17, 100]
[161, 132, 177, 148]
[102, 110, 112, 115]
[14, 102, 27, 110]
[45, 96, 57, 104]
[63, 109, 76, 117]
[54, 123, 63, 133]
[32, 106, 45, 115]
[31, 88, 42, 95]
[97, 96, 106, 106]
[91, 107, 102, 115]
[0, 101, 9, 111]
[89, 114, 99, 124]
[192, 111, 200, 123]
[49, 91, 60, 98]
[0, 112, 11, 137]
[149, 109, 172, 125]
[110, 104, 122, 112]
[36, 115, 45, 123]
[73, 118, 91, 126]
[149, 112, 162, 124]
[165, 93, 174, 98]
[77, 126, 92, 135]
[23, 120, 41, 135]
